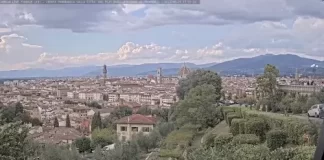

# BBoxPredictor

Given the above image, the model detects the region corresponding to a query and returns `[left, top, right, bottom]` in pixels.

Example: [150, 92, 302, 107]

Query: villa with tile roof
[115, 114, 157, 141]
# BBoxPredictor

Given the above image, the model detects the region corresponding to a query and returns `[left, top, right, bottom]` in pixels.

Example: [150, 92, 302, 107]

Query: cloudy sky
[0, 0, 324, 70]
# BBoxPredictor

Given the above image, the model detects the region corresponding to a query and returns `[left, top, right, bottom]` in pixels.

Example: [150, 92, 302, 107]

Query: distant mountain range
[208, 54, 324, 76]
[0, 54, 323, 79]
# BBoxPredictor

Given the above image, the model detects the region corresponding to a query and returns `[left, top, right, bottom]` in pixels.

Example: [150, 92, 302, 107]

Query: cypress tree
[54, 117, 59, 127]
[91, 112, 102, 132]
[66, 114, 71, 128]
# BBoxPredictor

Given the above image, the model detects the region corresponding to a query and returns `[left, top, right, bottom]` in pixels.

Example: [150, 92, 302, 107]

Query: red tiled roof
[115, 114, 157, 125]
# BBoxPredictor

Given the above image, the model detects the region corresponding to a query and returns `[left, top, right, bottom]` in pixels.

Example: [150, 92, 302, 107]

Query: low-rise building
[115, 114, 156, 141]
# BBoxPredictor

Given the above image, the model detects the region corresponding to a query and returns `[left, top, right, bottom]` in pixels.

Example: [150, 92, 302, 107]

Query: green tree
[31, 118, 42, 126]
[279, 94, 294, 115]
[39, 144, 84, 160]
[136, 106, 152, 115]
[0, 122, 29, 160]
[54, 117, 59, 127]
[305, 96, 320, 113]
[158, 122, 175, 137]
[103, 106, 133, 128]
[88, 101, 102, 109]
[15, 102, 24, 115]
[74, 137, 92, 153]
[176, 69, 222, 101]
[176, 84, 222, 128]
[66, 114, 71, 128]
[91, 128, 116, 148]
[91, 112, 102, 131]
[256, 64, 280, 112]
[136, 130, 161, 153]
[104, 141, 140, 160]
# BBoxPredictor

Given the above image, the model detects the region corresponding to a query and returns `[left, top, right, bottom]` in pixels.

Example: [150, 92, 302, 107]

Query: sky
[1, 0, 324, 71]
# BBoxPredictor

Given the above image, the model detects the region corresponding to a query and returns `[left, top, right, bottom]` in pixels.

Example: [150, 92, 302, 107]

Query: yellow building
[115, 114, 156, 141]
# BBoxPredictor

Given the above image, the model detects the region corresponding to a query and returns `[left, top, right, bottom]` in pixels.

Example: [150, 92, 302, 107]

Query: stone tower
[157, 67, 162, 84]
[103, 64, 107, 85]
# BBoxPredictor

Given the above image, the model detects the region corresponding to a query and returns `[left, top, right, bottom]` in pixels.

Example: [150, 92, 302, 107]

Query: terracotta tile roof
[115, 114, 157, 125]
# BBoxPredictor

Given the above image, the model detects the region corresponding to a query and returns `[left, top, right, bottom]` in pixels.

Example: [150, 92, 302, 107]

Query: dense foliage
[176, 69, 222, 101]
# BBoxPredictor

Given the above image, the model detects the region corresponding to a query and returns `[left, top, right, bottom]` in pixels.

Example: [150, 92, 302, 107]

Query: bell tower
[157, 67, 162, 84]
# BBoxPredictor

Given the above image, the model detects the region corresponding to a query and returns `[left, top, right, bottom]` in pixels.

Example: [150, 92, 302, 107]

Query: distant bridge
[278, 84, 323, 94]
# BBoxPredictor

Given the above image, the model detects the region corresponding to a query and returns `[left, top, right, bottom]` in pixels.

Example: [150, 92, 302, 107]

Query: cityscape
[1, 0, 324, 160]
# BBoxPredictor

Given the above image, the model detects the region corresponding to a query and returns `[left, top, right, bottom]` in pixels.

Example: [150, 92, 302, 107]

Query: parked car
[307, 104, 324, 118]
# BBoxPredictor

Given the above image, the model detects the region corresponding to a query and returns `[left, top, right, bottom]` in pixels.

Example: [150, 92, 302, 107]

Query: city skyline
[1, 0, 324, 71]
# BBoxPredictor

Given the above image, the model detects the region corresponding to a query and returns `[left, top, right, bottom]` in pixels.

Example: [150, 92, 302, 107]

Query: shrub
[291, 146, 316, 160]
[232, 134, 260, 145]
[245, 118, 269, 141]
[202, 131, 217, 149]
[232, 144, 270, 160]
[226, 112, 241, 126]
[159, 149, 183, 158]
[238, 119, 246, 134]
[164, 126, 195, 149]
[225, 106, 318, 145]
[266, 129, 288, 150]
[214, 133, 233, 147]
[291, 102, 302, 114]
[223, 109, 234, 123]
[268, 147, 296, 160]
[230, 118, 243, 136]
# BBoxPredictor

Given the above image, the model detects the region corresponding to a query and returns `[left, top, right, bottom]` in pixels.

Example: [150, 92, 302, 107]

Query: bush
[164, 127, 195, 149]
[268, 147, 296, 160]
[74, 137, 92, 153]
[202, 130, 218, 149]
[223, 109, 234, 122]
[232, 144, 270, 160]
[230, 119, 243, 136]
[245, 118, 269, 141]
[232, 134, 260, 145]
[225, 106, 318, 145]
[226, 112, 241, 126]
[214, 133, 233, 147]
[159, 149, 183, 158]
[266, 129, 288, 150]
[268, 146, 316, 160]
[291, 102, 302, 114]
[291, 146, 316, 160]
[238, 119, 246, 134]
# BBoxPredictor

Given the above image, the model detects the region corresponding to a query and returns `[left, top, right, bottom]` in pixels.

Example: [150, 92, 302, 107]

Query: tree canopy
[176, 69, 222, 101]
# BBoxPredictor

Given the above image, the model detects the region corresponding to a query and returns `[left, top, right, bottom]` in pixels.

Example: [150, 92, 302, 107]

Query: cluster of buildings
[0, 64, 191, 145]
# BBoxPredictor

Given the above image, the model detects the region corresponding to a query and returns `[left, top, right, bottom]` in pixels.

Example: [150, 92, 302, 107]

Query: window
[132, 127, 138, 132]
[121, 126, 127, 131]
[142, 127, 150, 132]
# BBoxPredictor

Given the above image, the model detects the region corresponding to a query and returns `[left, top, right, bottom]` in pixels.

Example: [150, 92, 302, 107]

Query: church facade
[156, 63, 191, 84]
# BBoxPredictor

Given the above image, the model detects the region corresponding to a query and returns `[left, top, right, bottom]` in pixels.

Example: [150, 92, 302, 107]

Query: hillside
[208, 54, 324, 75]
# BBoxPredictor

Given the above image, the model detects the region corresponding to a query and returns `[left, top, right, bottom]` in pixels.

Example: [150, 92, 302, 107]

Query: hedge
[232, 144, 270, 160]
[245, 118, 269, 141]
[214, 133, 233, 147]
[159, 149, 183, 158]
[266, 129, 288, 150]
[226, 112, 241, 126]
[230, 118, 243, 136]
[235, 107, 318, 145]
[231, 134, 260, 145]
[238, 119, 246, 134]
[268, 146, 316, 160]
